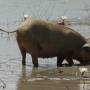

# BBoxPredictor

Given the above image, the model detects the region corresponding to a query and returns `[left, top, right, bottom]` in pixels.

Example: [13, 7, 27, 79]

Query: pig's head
[74, 43, 90, 65]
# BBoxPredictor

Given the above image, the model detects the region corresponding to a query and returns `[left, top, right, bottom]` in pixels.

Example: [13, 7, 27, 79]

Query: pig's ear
[82, 43, 90, 52]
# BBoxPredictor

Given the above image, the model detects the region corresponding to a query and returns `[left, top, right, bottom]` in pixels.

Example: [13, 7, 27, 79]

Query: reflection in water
[17, 66, 31, 90]
[79, 81, 90, 90]
[16, 66, 90, 90]
[80, 83, 87, 90]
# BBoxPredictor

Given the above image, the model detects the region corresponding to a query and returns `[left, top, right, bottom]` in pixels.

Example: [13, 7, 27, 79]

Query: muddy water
[0, 25, 89, 90]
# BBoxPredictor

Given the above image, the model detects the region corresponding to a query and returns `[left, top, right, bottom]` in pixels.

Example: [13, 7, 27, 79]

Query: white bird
[79, 67, 88, 76]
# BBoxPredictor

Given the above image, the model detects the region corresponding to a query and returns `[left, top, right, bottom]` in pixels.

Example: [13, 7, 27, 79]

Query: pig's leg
[57, 56, 65, 67]
[31, 55, 38, 67]
[16, 36, 26, 65]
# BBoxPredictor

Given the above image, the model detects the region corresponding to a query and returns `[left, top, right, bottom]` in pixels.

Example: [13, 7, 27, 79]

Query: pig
[16, 19, 86, 67]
